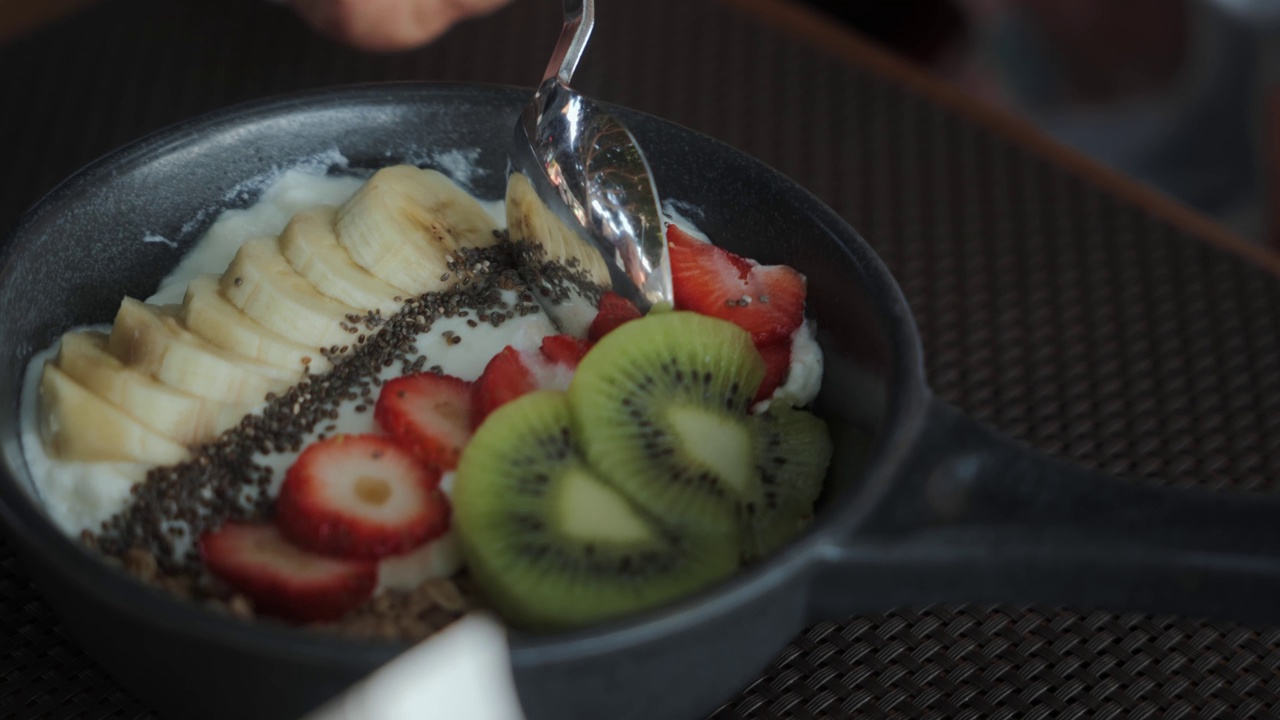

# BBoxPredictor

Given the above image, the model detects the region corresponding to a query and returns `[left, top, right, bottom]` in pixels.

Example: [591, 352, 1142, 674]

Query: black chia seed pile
[88, 237, 605, 623]
[509, 239, 608, 307]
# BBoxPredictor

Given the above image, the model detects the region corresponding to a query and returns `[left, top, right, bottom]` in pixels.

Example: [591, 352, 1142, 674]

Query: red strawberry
[587, 291, 642, 341]
[471, 346, 538, 428]
[540, 334, 593, 367]
[199, 523, 375, 623]
[375, 372, 473, 471]
[667, 224, 752, 274]
[754, 341, 792, 403]
[276, 435, 449, 560]
[472, 337, 589, 427]
[667, 224, 806, 345]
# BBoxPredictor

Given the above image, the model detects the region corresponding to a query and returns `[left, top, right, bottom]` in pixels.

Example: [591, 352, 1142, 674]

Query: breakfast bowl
[3, 83, 1280, 720]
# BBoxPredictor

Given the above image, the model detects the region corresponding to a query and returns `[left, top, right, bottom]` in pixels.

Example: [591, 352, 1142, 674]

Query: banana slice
[108, 298, 292, 405]
[221, 237, 361, 350]
[279, 206, 405, 316]
[180, 275, 333, 376]
[335, 166, 501, 295]
[56, 331, 252, 445]
[39, 363, 190, 465]
[506, 172, 566, 266]
[505, 172, 611, 287]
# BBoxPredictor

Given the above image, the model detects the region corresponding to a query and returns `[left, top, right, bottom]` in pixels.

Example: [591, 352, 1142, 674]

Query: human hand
[289, 0, 513, 51]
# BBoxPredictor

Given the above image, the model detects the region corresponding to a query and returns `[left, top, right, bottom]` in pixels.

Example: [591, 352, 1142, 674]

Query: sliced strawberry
[540, 334, 593, 367]
[587, 291, 643, 341]
[471, 346, 538, 428]
[754, 341, 792, 403]
[471, 338, 590, 427]
[276, 435, 449, 560]
[199, 523, 375, 623]
[667, 224, 753, 276]
[667, 224, 806, 345]
[376, 372, 473, 471]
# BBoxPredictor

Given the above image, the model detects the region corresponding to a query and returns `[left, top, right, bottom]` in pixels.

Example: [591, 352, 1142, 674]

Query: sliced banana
[108, 298, 291, 405]
[56, 331, 253, 445]
[279, 206, 405, 316]
[335, 166, 501, 295]
[180, 275, 333, 376]
[505, 172, 611, 287]
[506, 172, 566, 265]
[39, 363, 190, 465]
[221, 237, 361, 350]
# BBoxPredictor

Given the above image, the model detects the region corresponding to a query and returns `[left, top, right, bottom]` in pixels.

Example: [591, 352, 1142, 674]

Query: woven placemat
[2, 0, 1279, 717]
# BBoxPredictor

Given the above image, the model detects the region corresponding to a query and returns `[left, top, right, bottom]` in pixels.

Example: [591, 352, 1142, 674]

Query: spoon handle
[542, 0, 594, 85]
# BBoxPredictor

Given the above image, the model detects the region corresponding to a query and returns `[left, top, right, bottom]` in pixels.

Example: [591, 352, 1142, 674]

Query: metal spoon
[507, 0, 671, 333]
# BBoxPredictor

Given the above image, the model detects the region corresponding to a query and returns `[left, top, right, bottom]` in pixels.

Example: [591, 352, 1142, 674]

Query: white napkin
[304, 613, 527, 720]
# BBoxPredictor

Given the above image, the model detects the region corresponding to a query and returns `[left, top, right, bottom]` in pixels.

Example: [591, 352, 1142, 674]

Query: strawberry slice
[667, 224, 806, 345]
[276, 435, 449, 560]
[540, 334, 593, 367]
[587, 291, 643, 341]
[472, 336, 589, 427]
[667, 224, 752, 273]
[471, 346, 538, 428]
[375, 372, 473, 471]
[754, 341, 792, 403]
[199, 523, 375, 623]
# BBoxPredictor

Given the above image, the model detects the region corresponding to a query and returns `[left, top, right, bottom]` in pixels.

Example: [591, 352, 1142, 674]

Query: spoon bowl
[508, 0, 670, 332]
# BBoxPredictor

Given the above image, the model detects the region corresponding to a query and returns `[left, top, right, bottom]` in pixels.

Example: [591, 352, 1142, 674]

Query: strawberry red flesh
[276, 435, 449, 560]
[667, 224, 753, 276]
[668, 224, 806, 345]
[199, 522, 375, 623]
[375, 372, 473, 471]
[471, 336, 595, 428]
[471, 345, 539, 428]
[753, 341, 792, 403]
[539, 334, 593, 367]
[587, 291, 643, 341]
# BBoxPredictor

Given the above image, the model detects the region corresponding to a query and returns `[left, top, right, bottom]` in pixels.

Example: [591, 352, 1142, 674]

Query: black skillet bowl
[3, 84, 1280, 720]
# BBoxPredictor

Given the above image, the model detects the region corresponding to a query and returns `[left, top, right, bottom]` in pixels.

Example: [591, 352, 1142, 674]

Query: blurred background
[808, 0, 1280, 248]
[4, 0, 1279, 246]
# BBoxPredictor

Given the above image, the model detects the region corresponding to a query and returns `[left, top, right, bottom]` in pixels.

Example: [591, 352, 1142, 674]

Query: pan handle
[808, 396, 1280, 625]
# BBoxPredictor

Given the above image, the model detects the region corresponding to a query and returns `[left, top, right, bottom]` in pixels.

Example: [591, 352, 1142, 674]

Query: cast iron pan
[2, 84, 1280, 720]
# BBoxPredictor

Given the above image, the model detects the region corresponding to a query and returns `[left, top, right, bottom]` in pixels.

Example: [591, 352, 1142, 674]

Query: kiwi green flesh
[453, 391, 739, 630]
[742, 404, 834, 561]
[569, 312, 766, 535]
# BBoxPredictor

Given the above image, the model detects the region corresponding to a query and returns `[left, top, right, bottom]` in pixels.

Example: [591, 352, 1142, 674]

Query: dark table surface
[3, 0, 1280, 717]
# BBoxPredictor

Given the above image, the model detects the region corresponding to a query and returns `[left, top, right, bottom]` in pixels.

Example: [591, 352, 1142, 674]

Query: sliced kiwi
[741, 404, 834, 561]
[452, 390, 739, 630]
[568, 311, 766, 537]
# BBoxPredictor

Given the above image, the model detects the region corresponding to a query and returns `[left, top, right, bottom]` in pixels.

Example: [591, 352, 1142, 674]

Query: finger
[290, 0, 512, 52]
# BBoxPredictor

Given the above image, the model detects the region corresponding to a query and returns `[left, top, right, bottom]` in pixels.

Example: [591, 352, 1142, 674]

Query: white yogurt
[149, 169, 367, 306]
[754, 322, 823, 414]
[21, 159, 822, 594]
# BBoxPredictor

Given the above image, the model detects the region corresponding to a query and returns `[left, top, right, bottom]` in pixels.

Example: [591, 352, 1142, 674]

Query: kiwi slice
[742, 404, 833, 561]
[568, 311, 766, 537]
[452, 390, 739, 630]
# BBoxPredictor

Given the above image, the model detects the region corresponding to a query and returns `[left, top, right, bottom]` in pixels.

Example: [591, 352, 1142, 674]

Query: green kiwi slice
[452, 390, 739, 630]
[568, 311, 766, 537]
[741, 403, 833, 561]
